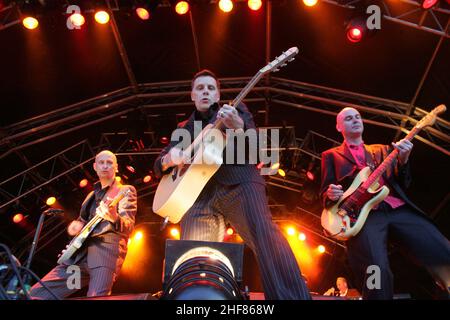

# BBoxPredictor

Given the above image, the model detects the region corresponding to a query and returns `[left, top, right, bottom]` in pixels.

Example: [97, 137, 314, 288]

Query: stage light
[287, 226, 296, 236]
[160, 136, 169, 145]
[248, 0, 262, 11]
[162, 246, 244, 300]
[175, 1, 189, 15]
[69, 13, 85, 28]
[46, 197, 56, 206]
[318, 245, 326, 253]
[95, 10, 110, 24]
[22, 17, 39, 30]
[256, 162, 264, 170]
[115, 176, 122, 182]
[271, 162, 280, 170]
[126, 165, 136, 174]
[299, 233, 306, 241]
[79, 179, 88, 188]
[226, 227, 234, 236]
[277, 168, 286, 177]
[306, 171, 315, 181]
[303, 0, 318, 7]
[143, 175, 152, 183]
[13, 213, 24, 224]
[219, 0, 234, 13]
[136, 7, 150, 20]
[347, 26, 363, 43]
[421, 0, 439, 9]
[170, 227, 180, 239]
[134, 231, 143, 241]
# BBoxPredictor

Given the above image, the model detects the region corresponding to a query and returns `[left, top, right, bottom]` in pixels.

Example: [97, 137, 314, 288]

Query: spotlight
[143, 175, 152, 183]
[46, 197, 56, 206]
[22, 16, 39, 30]
[345, 16, 376, 43]
[160, 136, 169, 145]
[13, 213, 24, 224]
[226, 227, 234, 236]
[286, 226, 296, 236]
[126, 165, 136, 174]
[299, 233, 306, 241]
[115, 176, 122, 183]
[277, 168, 286, 177]
[256, 162, 264, 170]
[421, 0, 439, 9]
[303, 0, 318, 7]
[134, 231, 143, 241]
[162, 242, 244, 300]
[318, 245, 326, 253]
[174, 1, 190, 15]
[248, 0, 262, 11]
[271, 162, 280, 170]
[94, 10, 110, 24]
[136, 7, 150, 20]
[219, 0, 234, 13]
[69, 13, 85, 28]
[170, 227, 180, 239]
[79, 179, 88, 188]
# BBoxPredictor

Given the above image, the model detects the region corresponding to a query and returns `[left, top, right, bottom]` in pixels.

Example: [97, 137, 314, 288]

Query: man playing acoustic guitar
[30, 150, 137, 299]
[320, 107, 450, 299]
[154, 69, 310, 300]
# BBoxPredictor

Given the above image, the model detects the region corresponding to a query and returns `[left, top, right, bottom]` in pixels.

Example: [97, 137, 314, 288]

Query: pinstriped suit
[154, 103, 311, 300]
[29, 182, 137, 299]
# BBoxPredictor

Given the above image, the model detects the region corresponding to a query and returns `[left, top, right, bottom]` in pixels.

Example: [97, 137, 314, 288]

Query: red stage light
[13, 213, 24, 224]
[219, 0, 234, 13]
[143, 175, 152, 183]
[126, 165, 136, 174]
[421, 0, 438, 9]
[347, 27, 363, 43]
[306, 171, 315, 181]
[160, 136, 169, 145]
[136, 8, 150, 20]
[79, 179, 88, 188]
[226, 227, 234, 235]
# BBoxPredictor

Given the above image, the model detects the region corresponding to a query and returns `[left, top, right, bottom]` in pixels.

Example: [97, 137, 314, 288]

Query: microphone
[43, 208, 64, 215]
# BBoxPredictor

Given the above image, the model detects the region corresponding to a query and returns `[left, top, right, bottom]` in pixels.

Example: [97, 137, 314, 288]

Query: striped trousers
[29, 259, 117, 299]
[181, 181, 311, 300]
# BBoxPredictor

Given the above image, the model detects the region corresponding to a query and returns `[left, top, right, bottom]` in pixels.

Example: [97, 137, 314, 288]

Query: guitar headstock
[259, 47, 299, 75]
[416, 104, 446, 129]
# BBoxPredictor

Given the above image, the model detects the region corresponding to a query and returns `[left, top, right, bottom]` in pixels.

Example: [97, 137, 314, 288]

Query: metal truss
[323, 0, 450, 38]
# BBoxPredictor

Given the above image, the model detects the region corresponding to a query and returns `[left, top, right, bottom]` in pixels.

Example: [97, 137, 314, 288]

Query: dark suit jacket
[154, 102, 265, 186]
[70, 182, 137, 271]
[319, 143, 424, 215]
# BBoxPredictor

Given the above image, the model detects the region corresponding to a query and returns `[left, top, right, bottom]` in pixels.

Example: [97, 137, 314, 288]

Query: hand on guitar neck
[391, 138, 413, 165]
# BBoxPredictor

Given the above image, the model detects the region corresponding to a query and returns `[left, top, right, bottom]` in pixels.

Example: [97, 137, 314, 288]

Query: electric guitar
[321, 104, 446, 241]
[152, 47, 299, 224]
[57, 188, 130, 264]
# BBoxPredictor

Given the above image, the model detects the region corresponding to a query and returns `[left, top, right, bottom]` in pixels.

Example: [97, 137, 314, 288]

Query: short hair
[191, 69, 220, 90]
[336, 277, 347, 283]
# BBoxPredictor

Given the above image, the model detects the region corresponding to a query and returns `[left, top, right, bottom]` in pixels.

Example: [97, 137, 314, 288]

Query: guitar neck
[213, 72, 263, 130]
[362, 126, 420, 189]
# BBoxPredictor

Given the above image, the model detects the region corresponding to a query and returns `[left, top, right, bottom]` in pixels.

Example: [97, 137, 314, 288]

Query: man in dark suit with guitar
[320, 107, 450, 299]
[154, 69, 311, 300]
[30, 150, 137, 299]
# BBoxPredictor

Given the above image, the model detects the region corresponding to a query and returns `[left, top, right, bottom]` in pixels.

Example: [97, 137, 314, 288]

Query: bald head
[94, 150, 118, 181]
[336, 107, 364, 138]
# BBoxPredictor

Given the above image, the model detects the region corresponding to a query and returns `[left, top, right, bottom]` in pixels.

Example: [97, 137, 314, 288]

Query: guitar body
[153, 125, 226, 223]
[57, 188, 129, 264]
[321, 167, 390, 241]
[57, 216, 102, 264]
